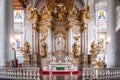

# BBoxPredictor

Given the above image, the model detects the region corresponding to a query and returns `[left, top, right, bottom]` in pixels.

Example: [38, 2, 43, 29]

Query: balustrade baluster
[11, 69, 14, 78]
[9, 69, 12, 78]
[102, 68, 105, 79]
[86, 68, 89, 79]
[8, 70, 11, 78]
[23, 68, 25, 79]
[32, 69, 35, 79]
[37, 68, 40, 79]
[7, 69, 10, 77]
[111, 68, 112, 78]
[20, 69, 23, 79]
[118, 68, 120, 78]
[14, 69, 16, 79]
[107, 68, 109, 79]
[1, 67, 120, 79]
[115, 68, 117, 78]
[112, 68, 114, 78]
[26, 69, 29, 79]
[109, 68, 110, 78]
[98, 68, 101, 79]
[82, 68, 85, 79]
[107, 69, 109, 79]
[82, 67, 120, 79]
[91, 68, 94, 79]
[29, 69, 32, 79]
[17, 69, 19, 78]
[113, 68, 115, 78]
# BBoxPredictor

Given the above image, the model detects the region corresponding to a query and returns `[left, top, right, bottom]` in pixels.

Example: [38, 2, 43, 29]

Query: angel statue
[40, 41, 47, 58]
[73, 42, 80, 57]
[89, 41, 97, 54]
[24, 41, 30, 54]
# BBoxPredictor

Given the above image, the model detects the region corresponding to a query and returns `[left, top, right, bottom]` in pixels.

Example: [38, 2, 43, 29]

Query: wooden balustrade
[0, 67, 40, 79]
[82, 68, 120, 79]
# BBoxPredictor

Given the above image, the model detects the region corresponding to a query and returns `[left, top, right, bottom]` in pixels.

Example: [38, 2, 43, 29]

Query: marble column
[106, 0, 117, 67]
[0, 0, 13, 66]
[114, 0, 120, 67]
[32, 23, 40, 67]
[83, 23, 88, 68]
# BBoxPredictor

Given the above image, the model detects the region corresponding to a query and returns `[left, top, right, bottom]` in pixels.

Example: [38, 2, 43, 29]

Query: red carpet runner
[40, 70, 80, 75]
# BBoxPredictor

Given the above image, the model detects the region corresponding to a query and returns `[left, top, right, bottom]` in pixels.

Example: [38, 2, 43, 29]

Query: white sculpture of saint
[55, 36, 65, 52]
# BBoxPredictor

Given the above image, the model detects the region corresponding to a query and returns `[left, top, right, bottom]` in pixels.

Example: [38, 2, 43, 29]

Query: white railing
[82, 67, 120, 79]
[0, 67, 40, 79]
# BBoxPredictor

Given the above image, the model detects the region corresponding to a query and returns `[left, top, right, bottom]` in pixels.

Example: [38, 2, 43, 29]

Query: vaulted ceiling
[13, 0, 27, 10]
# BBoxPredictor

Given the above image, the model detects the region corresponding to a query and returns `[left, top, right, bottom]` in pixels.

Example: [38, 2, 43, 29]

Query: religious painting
[98, 10, 106, 19]
[96, 9, 107, 26]
[14, 10, 24, 22]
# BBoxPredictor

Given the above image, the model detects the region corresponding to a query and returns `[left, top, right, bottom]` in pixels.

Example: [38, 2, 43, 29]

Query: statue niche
[55, 31, 65, 53]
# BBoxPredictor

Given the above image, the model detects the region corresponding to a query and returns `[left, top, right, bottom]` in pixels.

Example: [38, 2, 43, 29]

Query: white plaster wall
[115, 1, 120, 32]
[48, 29, 52, 52]
[0, 0, 6, 66]
[88, 19, 97, 54]
[25, 20, 32, 47]
[68, 28, 72, 53]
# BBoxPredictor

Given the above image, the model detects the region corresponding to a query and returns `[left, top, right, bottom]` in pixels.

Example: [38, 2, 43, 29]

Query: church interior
[0, 0, 120, 79]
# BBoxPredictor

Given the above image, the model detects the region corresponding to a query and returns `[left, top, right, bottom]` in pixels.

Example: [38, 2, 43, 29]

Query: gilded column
[31, 22, 41, 67]
[28, 8, 40, 67]
[84, 23, 88, 67]
[80, 6, 90, 68]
